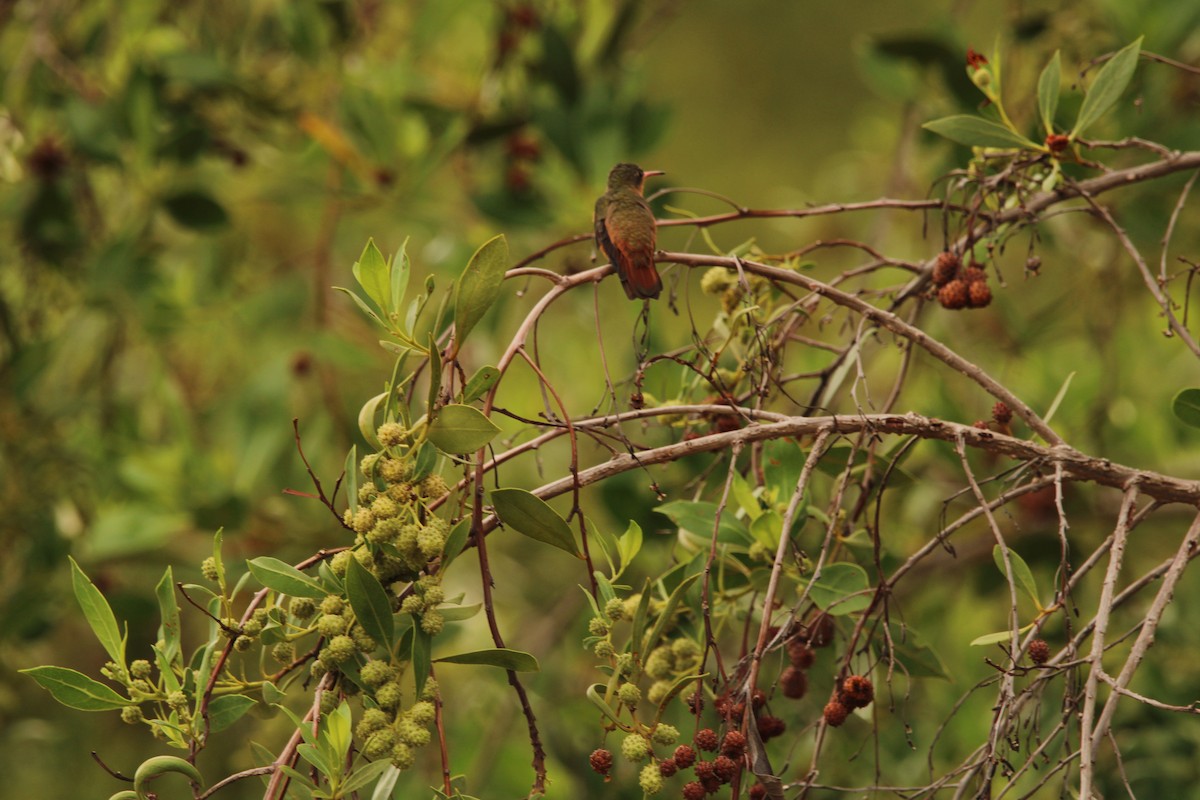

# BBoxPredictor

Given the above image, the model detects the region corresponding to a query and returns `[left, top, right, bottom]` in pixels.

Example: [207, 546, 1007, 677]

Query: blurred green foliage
[4, 0, 1200, 797]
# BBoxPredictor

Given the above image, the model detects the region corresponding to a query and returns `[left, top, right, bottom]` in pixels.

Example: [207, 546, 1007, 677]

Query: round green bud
[416, 526, 444, 559]
[360, 452, 381, 476]
[644, 646, 675, 680]
[400, 594, 425, 616]
[356, 708, 391, 739]
[319, 691, 339, 715]
[234, 635, 253, 652]
[351, 508, 376, 534]
[252, 608, 270, 626]
[375, 681, 403, 711]
[593, 639, 615, 658]
[309, 660, 328, 680]
[371, 496, 399, 520]
[167, 691, 188, 710]
[419, 475, 449, 498]
[377, 422, 408, 447]
[363, 728, 398, 759]
[342, 508, 355, 528]
[352, 628, 378, 654]
[615, 652, 635, 676]
[271, 642, 296, 664]
[620, 733, 651, 763]
[326, 635, 357, 663]
[102, 662, 127, 682]
[317, 613, 347, 638]
[618, 682, 642, 708]
[650, 723, 679, 746]
[289, 597, 317, 621]
[358, 485, 378, 505]
[604, 598, 626, 621]
[391, 741, 415, 770]
[386, 482, 415, 504]
[646, 680, 671, 705]
[700, 266, 738, 295]
[397, 716, 432, 748]
[200, 556, 219, 582]
[130, 659, 153, 679]
[422, 585, 444, 606]
[368, 517, 403, 546]
[588, 617, 610, 637]
[360, 660, 396, 688]
[121, 706, 144, 725]
[329, 551, 351, 577]
[670, 638, 701, 662]
[379, 457, 410, 484]
[407, 700, 436, 727]
[219, 618, 239, 638]
[639, 762, 664, 795]
[320, 595, 345, 615]
[420, 609, 444, 635]
[130, 679, 152, 694]
[420, 679, 440, 701]
[241, 619, 263, 637]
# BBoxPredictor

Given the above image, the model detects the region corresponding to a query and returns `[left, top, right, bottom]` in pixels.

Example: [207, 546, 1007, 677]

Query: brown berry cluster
[823, 675, 875, 729]
[932, 252, 992, 310]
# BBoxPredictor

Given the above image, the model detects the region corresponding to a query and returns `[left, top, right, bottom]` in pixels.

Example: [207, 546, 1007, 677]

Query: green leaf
[155, 567, 181, 668]
[922, 115, 1037, 149]
[585, 683, 623, 725]
[208, 694, 257, 732]
[888, 623, 949, 680]
[970, 630, 1015, 647]
[629, 578, 653, 658]
[134, 755, 203, 796]
[453, 234, 508, 352]
[616, 520, 643, 577]
[434, 648, 539, 671]
[357, 392, 388, 450]
[247, 557, 327, 599]
[69, 557, 126, 667]
[1037, 50, 1061, 134]
[344, 445, 359, 514]
[353, 238, 390, 312]
[426, 333, 443, 418]
[390, 239, 411, 325]
[345, 557, 395, 652]
[731, 471, 762, 521]
[412, 626, 431, 698]
[642, 574, 700, 656]
[441, 518, 472, 572]
[655, 500, 748, 543]
[161, 189, 228, 231]
[334, 286, 385, 327]
[324, 700, 353, 762]
[992, 546, 1041, 608]
[1172, 388, 1200, 428]
[21, 666, 130, 711]
[427, 404, 500, 454]
[806, 563, 873, 615]
[749, 510, 783, 550]
[490, 488, 580, 557]
[341, 759, 393, 796]
[1072, 37, 1142, 138]
[410, 441, 437, 481]
[462, 365, 500, 402]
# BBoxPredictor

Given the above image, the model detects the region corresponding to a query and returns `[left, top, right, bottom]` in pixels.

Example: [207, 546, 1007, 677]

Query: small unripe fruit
[201, 556, 219, 582]
[593, 639, 615, 658]
[377, 422, 407, 447]
[130, 659, 152, 679]
[375, 681, 403, 710]
[604, 597, 625, 621]
[320, 595, 345, 615]
[360, 660, 396, 688]
[234, 635, 253, 652]
[651, 723, 679, 746]
[317, 614, 347, 638]
[326, 635, 356, 663]
[408, 700, 436, 726]
[289, 597, 317, 620]
[639, 762, 664, 794]
[396, 717, 431, 747]
[588, 617, 610, 636]
[618, 682, 641, 708]
[121, 706, 144, 724]
[363, 728, 397, 759]
[356, 708, 390, 738]
[420, 609, 444, 635]
[391, 741, 415, 770]
[621, 733, 651, 762]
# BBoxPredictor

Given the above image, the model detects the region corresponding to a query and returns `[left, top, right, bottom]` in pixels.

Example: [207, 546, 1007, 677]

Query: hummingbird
[594, 163, 664, 300]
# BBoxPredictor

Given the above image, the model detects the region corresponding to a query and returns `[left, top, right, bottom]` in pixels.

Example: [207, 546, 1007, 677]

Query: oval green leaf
[807, 563, 872, 615]
[21, 666, 131, 711]
[69, 557, 126, 666]
[441, 518, 472, 572]
[345, 556, 395, 651]
[353, 238, 390, 313]
[992, 545, 1041, 608]
[453, 234, 508, 351]
[490, 488, 580, 557]
[1037, 50, 1061, 134]
[655, 500, 748, 543]
[970, 630, 1015, 647]
[1072, 37, 1142, 138]
[208, 694, 257, 732]
[1172, 388, 1200, 429]
[434, 648, 539, 671]
[922, 115, 1037, 149]
[427, 404, 500, 455]
[247, 557, 327, 599]
[462, 365, 501, 402]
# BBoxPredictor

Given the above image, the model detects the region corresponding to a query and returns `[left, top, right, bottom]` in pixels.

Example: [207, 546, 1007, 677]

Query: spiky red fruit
[658, 758, 678, 778]
[823, 700, 850, 727]
[749, 784, 768, 800]
[933, 252, 961, 287]
[781, 665, 808, 699]
[992, 401, 1012, 425]
[589, 748, 613, 775]
[720, 730, 747, 759]
[682, 781, 706, 800]
[968, 280, 992, 308]
[712, 755, 738, 783]
[1029, 639, 1051, 665]
[694, 728, 718, 752]
[757, 715, 786, 740]
[673, 744, 697, 769]
[841, 675, 874, 709]
[938, 279, 969, 310]
[787, 639, 815, 668]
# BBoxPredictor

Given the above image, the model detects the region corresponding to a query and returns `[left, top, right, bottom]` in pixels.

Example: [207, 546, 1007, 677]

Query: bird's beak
[642, 170, 665, 178]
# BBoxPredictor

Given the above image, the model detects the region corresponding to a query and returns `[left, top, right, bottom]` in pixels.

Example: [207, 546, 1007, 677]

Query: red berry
[751, 688, 767, 709]
[781, 665, 808, 699]
[823, 700, 850, 727]
[757, 715, 786, 740]
[962, 265, 987, 284]
[712, 755, 738, 783]
[968, 280, 992, 308]
[694, 760, 716, 782]
[809, 614, 835, 648]
[841, 675, 874, 709]
[787, 639, 815, 668]
[938, 279, 969, 310]
[749, 784, 768, 800]
[673, 744, 697, 769]
[589, 748, 613, 775]
[1028, 639, 1051, 665]
[658, 758, 678, 778]
[992, 401, 1013, 425]
[720, 730, 746, 759]
[682, 781, 706, 800]
[1046, 133, 1069, 153]
[932, 252, 961, 287]
[694, 728, 719, 752]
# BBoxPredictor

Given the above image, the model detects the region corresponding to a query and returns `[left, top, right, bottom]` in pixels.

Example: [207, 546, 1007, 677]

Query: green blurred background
[4, 0, 1200, 797]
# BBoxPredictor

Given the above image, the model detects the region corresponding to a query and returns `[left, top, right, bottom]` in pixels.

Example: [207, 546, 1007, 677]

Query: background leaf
[1172, 388, 1200, 428]
[453, 234, 508, 351]
[922, 115, 1037, 149]
[1072, 37, 1142, 137]
[21, 666, 130, 711]
[1037, 50, 1061, 133]
[69, 557, 125, 667]
[490, 488, 580, 556]
[434, 648, 539, 671]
